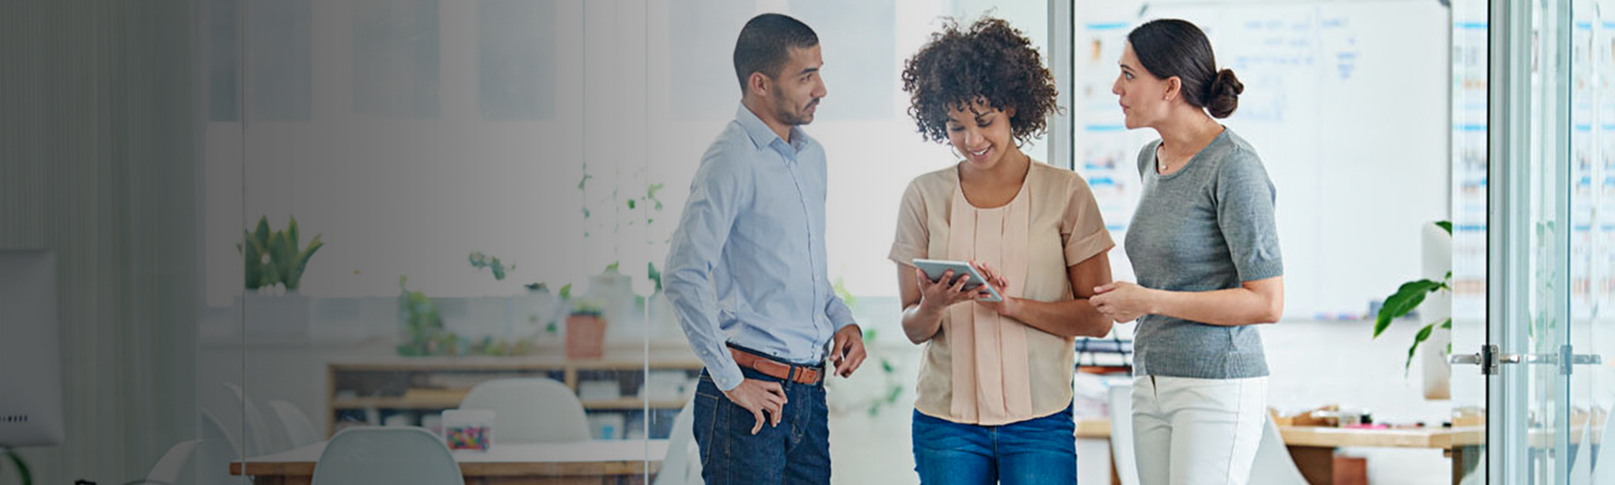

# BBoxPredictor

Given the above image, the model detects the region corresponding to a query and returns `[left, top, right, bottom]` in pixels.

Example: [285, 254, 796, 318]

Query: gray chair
[223, 382, 283, 454]
[1246, 415, 1309, 485]
[200, 411, 245, 485]
[144, 439, 200, 485]
[458, 378, 590, 443]
[310, 427, 463, 485]
[267, 400, 321, 448]
[652, 398, 702, 485]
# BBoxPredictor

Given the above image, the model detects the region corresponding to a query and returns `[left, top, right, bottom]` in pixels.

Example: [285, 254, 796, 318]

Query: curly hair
[901, 17, 1059, 145]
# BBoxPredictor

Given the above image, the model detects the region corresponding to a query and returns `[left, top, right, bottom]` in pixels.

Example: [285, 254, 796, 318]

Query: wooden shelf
[326, 354, 704, 437]
[330, 396, 690, 411]
[326, 353, 702, 371]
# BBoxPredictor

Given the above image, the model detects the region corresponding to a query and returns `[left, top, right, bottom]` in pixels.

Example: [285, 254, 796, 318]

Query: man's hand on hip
[829, 324, 867, 378]
[721, 378, 788, 435]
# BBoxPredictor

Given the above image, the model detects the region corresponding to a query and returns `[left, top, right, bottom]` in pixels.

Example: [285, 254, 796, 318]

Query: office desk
[231, 439, 668, 485]
[1075, 418, 1478, 485]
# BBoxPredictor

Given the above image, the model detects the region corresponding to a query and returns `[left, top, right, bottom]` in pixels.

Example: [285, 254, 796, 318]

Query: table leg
[1286, 446, 1334, 485]
[1450, 445, 1482, 485]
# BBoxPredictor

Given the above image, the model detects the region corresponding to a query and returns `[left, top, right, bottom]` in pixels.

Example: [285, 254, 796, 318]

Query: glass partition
[192, 1, 1060, 484]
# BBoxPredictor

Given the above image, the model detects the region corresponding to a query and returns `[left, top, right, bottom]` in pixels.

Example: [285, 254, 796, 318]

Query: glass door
[1465, 0, 1608, 483]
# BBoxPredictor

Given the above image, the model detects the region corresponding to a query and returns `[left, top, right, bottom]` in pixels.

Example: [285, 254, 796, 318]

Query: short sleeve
[1214, 152, 1284, 282]
[888, 179, 930, 268]
[1061, 175, 1115, 266]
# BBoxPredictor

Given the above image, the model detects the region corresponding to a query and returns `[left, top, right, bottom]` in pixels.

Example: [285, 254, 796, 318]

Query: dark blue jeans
[693, 365, 830, 485]
[912, 405, 1078, 485]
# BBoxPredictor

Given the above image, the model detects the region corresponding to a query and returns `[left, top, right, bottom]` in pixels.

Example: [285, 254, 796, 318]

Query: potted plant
[566, 300, 607, 360]
[237, 215, 324, 339]
[1371, 221, 1453, 398]
[397, 275, 455, 356]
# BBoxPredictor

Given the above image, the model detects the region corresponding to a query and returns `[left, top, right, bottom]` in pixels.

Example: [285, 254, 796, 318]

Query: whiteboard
[1073, 0, 1451, 319]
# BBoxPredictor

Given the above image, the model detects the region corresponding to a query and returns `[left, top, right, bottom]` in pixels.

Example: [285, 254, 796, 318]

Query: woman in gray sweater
[1088, 18, 1285, 485]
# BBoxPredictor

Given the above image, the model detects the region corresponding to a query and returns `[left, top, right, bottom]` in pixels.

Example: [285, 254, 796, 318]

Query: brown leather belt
[729, 347, 823, 385]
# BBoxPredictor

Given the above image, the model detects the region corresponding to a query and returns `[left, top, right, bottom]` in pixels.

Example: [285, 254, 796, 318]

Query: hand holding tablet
[912, 258, 1005, 303]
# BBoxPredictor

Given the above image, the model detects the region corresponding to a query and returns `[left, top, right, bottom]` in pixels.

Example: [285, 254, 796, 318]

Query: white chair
[1587, 406, 1615, 484]
[458, 378, 590, 443]
[223, 382, 284, 454]
[200, 411, 245, 485]
[1571, 415, 1593, 485]
[144, 439, 200, 485]
[310, 427, 463, 485]
[652, 398, 702, 485]
[1107, 379, 1141, 485]
[1246, 415, 1309, 485]
[267, 400, 321, 448]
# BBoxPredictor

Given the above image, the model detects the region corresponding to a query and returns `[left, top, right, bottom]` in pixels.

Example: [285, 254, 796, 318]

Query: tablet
[912, 258, 1004, 302]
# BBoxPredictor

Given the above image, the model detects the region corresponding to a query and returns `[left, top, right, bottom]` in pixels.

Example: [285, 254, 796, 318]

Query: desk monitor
[0, 250, 65, 446]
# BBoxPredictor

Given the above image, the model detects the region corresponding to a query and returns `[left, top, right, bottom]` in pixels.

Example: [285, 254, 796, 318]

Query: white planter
[1420, 222, 1453, 400]
[647, 291, 680, 339]
[1420, 325, 1452, 400]
[240, 291, 312, 340]
[586, 271, 637, 341]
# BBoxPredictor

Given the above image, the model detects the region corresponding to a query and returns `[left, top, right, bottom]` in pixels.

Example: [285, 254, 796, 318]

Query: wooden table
[1074, 418, 1479, 485]
[231, 439, 669, 485]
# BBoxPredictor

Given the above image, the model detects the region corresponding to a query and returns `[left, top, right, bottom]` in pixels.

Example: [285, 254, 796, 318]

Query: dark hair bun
[1206, 68, 1242, 118]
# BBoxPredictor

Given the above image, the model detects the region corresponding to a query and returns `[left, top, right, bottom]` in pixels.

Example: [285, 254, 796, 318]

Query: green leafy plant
[468, 251, 515, 281]
[646, 262, 663, 293]
[396, 275, 451, 356]
[1372, 221, 1453, 373]
[864, 328, 904, 417]
[237, 215, 324, 291]
[571, 300, 605, 317]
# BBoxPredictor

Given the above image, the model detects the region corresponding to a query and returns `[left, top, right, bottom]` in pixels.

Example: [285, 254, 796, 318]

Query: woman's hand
[916, 268, 993, 313]
[1090, 281, 1155, 323]
[969, 261, 1018, 316]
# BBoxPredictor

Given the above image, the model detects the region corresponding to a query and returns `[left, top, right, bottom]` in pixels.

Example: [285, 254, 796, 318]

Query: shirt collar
[735, 104, 809, 157]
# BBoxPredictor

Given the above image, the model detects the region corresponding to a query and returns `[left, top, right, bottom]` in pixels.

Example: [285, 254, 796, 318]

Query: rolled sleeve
[1061, 176, 1115, 266]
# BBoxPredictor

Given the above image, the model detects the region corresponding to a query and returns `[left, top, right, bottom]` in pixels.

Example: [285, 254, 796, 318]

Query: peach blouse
[889, 161, 1112, 425]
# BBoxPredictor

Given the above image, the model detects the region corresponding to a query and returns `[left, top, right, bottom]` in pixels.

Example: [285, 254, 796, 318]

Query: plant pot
[645, 290, 681, 339]
[1420, 221, 1454, 400]
[1420, 325, 1452, 399]
[566, 313, 607, 359]
[240, 291, 312, 341]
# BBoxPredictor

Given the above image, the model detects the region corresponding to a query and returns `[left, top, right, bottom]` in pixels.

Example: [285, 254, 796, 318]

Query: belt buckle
[798, 363, 819, 385]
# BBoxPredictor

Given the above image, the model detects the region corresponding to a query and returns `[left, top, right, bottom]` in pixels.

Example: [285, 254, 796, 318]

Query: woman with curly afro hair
[888, 16, 1116, 484]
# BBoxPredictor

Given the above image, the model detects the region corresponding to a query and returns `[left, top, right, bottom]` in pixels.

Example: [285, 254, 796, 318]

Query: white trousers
[1131, 375, 1268, 485]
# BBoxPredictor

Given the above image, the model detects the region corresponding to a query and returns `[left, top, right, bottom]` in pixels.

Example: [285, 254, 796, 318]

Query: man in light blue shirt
[663, 13, 865, 485]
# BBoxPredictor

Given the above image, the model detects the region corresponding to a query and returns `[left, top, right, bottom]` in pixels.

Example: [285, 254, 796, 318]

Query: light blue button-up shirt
[664, 104, 858, 391]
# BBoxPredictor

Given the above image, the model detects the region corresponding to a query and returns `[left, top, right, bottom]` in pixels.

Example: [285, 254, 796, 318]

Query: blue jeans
[693, 365, 830, 485]
[912, 405, 1078, 485]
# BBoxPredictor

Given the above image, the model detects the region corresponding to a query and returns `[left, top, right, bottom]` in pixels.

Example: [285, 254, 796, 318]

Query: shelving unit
[325, 351, 704, 439]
